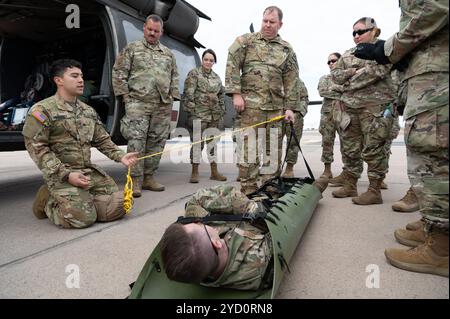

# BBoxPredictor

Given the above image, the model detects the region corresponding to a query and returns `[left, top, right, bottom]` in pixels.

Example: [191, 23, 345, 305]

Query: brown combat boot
[394, 228, 426, 247]
[210, 162, 227, 181]
[392, 187, 419, 212]
[132, 177, 142, 198]
[32, 185, 50, 219]
[406, 219, 425, 231]
[282, 163, 295, 178]
[352, 178, 383, 205]
[385, 232, 449, 277]
[321, 163, 333, 179]
[329, 171, 345, 187]
[312, 175, 329, 193]
[142, 175, 165, 192]
[189, 164, 199, 183]
[332, 172, 358, 198]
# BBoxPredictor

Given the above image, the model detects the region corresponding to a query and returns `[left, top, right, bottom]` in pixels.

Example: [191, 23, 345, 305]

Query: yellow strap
[123, 115, 285, 214]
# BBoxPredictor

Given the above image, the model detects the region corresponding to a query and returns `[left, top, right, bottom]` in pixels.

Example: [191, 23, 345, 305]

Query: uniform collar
[142, 38, 162, 51]
[257, 31, 282, 44]
[201, 66, 212, 76]
[54, 93, 77, 112]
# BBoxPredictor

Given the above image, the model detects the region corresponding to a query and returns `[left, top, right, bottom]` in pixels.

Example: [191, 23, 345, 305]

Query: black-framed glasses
[353, 28, 373, 37]
[203, 224, 219, 256]
[327, 59, 337, 65]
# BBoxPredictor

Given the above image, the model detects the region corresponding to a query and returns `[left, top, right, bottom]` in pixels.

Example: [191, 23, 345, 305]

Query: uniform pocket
[120, 116, 149, 140]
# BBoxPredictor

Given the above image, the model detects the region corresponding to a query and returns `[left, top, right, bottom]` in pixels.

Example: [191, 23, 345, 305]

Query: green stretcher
[128, 177, 321, 299]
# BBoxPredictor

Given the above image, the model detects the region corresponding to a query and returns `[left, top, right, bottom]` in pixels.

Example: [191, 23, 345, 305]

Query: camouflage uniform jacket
[183, 66, 225, 122]
[331, 41, 396, 108]
[112, 38, 180, 103]
[318, 74, 341, 113]
[225, 32, 299, 111]
[22, 94, 125, 184]
[185, 185, 273, 291]
[384, 0, 449, 118]
[294, 77, 309, 117]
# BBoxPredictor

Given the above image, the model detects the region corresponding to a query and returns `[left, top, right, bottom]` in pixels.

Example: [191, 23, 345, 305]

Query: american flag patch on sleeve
[32, 111, 47, 124]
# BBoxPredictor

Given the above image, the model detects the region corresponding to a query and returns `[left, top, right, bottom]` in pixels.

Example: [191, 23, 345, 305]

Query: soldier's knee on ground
[94, 192, 126, 222]
[50, 196, 97, 229]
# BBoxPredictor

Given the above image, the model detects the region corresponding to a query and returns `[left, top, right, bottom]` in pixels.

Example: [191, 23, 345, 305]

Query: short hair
[202, 49, 217, 63]
[353, 17, 380, 37]
[160, 223, 218, 283]
[146, 14, 164, 28]
[263, 6, 283, 21]
[49, 59, 82, 82]
[330, 52, 341, 59]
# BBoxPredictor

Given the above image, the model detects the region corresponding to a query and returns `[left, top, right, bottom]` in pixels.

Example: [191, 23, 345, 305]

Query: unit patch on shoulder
[32, 111, 48, 124]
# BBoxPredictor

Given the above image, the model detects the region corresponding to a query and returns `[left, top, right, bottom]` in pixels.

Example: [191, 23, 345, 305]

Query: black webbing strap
[176, 213, 254, 225]
[282, 121, 315, 181]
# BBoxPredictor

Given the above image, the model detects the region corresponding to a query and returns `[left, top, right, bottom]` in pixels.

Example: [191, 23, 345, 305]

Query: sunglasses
[203, 224, 219, 256]
[327, 59, 337, 65]
[353, 28, 373, 37]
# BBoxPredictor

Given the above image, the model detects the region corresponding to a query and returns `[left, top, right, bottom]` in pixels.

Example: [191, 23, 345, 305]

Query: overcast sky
[187, 0, 402, 128]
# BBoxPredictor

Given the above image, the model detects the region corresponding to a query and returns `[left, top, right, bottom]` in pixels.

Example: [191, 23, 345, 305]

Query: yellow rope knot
[123, 115, 286, 214]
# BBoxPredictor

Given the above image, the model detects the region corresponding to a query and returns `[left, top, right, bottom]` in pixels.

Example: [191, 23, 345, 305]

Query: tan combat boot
[392, 187, 419, 212]
[352, 178, 383, 205]
[406, 219, 425, 231]
[282, 163, 295, 178]
[332, 172, 358, 198]
[321, 163, 333, 179]
[312, 175, 329, 194]
[132, 177, 142, 198]
[32, 185, 50, 219]
[394, 228, 426, 247]
[189, 164, 199, 183]
[385, 232, 449, 277]
[142, 175, 165, 192]
[329, 171, 345, 187]
[210, 162, 227, 181]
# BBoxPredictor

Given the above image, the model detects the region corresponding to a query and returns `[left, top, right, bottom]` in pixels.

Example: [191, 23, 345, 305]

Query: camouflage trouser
[384, 116, 401, 164]
[340, 105, 393, 180]
[121, 99, 171, 177]
[405, 105, 449, 231]
[188, 117, 221, 164]
[236, 109, 284, 189]
[282, 112, 304, 165]
[319, 110, 343, 164]
[45, 168, 125, 228]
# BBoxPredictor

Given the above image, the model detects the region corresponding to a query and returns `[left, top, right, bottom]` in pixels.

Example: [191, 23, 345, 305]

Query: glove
[354, 40, 391, 65]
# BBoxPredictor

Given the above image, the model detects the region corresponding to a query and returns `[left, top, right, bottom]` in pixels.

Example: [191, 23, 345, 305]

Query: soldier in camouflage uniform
[330, 17, 396, 205]
[355, 0, 448, 277]
[318, 52, 345, 181]
[281, 77, 308, 178]
[112, 14, 180, 197]
[22, 59, 138, 229]
[226, 6, 298, 195]
[183, 49, 227, 183]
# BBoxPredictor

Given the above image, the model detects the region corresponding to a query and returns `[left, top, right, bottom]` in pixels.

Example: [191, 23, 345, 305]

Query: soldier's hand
[284, 110, 295, 123]
[233, 94, 246, 112]
[121, 152, 139, 167]
[354, 40, 391, 65]
[68, 172, 90, 189]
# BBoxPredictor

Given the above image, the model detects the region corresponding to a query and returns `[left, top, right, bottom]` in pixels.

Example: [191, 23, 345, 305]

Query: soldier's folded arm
[385, 0, 449, 64]
[331, 56, 356, 84]
[342, 63, 392, 91]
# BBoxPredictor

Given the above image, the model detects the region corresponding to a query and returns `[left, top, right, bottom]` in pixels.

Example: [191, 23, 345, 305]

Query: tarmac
[0, 130, 448, 299]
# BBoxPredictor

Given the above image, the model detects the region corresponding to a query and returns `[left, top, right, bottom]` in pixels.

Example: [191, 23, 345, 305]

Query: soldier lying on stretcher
[160, 177, 328, 290]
